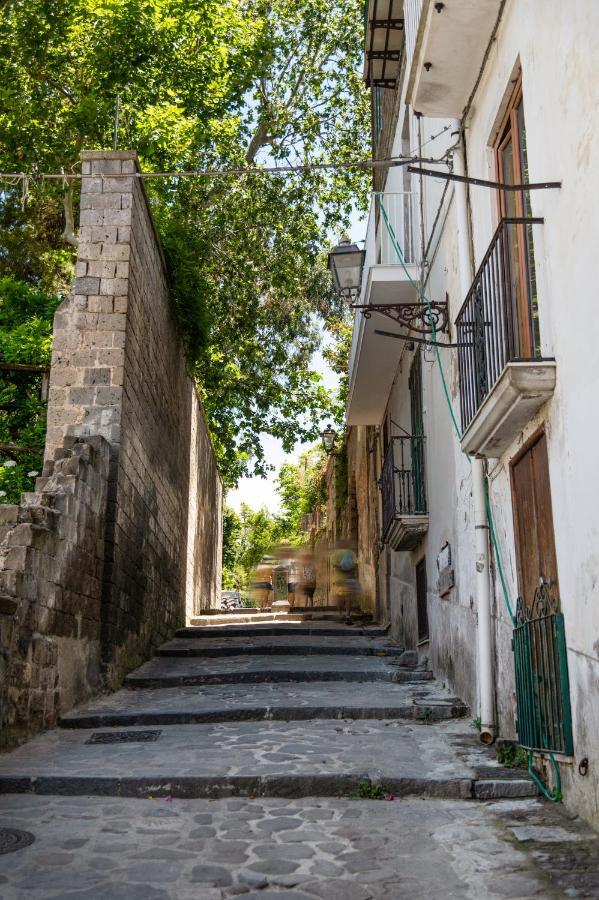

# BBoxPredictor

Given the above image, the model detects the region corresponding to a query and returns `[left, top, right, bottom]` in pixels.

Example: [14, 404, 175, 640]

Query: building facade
[341, 0, 599, 826]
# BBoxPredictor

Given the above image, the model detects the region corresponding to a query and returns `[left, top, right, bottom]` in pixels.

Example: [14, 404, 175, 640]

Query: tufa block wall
[0, 437, 110, 745]
[45, 150, 222, 687]
[0, 150, 222, 742]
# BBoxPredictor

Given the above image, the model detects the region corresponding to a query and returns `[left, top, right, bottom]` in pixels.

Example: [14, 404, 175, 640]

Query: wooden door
[511, 432, 559, 609]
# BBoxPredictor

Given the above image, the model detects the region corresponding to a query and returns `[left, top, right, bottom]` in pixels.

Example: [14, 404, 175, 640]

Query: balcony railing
[455, 218, 543, 433]
[374, 191, 419, 266]
[380, 435, 427, 548]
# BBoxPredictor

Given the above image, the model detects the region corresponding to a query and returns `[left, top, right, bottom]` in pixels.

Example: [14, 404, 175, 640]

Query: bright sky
[226, 211, 367, 515]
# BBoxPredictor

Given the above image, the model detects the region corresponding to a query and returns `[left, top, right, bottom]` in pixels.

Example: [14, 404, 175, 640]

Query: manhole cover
[86, 730, 162, 744]
[0, 828, 35, 855]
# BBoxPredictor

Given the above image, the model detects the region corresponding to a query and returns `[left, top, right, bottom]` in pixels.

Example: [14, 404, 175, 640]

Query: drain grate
[0, 828, 35, 855]
[86, 730, 162, 744]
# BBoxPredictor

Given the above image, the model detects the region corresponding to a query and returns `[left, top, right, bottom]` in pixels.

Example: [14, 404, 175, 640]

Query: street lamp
[327, 236, 365, 301]
[320, 424, 337, 455]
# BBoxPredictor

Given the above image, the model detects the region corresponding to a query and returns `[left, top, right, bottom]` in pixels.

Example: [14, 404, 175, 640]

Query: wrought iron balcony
[455, 218, 556, 457]
[380, 435, 428, 551]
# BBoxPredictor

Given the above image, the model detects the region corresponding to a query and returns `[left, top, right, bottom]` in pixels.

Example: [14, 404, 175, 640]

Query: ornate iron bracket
[351, 302, 449, 334]
[515, 579, 560, 624]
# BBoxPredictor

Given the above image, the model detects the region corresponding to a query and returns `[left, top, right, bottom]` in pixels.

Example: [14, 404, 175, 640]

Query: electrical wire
[0, 153, 453, 184]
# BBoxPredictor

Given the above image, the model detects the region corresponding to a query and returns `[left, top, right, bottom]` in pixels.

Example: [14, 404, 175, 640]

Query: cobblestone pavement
[2, 621, 599, 896]
[1, 795, 599, 899]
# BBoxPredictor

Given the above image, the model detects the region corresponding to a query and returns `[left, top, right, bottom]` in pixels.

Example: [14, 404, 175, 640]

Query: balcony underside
[347, 264, 421, 425]
[385, 514, 429, 551]
[408, 0, 503, 117]
[460, 361, 557, 458]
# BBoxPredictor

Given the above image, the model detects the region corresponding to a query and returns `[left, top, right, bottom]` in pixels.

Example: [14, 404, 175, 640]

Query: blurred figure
[299, 549, 317, 608]
[250, 559, 273, 610]
[331, 538, 360, 624]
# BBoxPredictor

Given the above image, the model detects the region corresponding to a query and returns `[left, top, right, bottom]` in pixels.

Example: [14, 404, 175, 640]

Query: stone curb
[60, 702, 469, 729]
[0, 773, 537, 800]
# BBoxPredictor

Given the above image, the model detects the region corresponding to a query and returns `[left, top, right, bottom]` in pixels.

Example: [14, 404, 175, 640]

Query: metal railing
[455, 217, 542, 432]
[380, 435, 427, 540]
[374, 191, 419, 266]
[513, 585, 574, 756]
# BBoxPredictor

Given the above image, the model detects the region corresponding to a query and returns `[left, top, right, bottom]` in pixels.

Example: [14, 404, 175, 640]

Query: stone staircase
[0, 615, 537, 801]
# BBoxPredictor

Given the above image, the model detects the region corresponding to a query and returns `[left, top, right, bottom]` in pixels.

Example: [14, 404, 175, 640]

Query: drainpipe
[451, 119, 495, 744]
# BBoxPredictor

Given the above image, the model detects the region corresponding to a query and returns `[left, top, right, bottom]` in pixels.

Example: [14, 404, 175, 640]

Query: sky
[226, 210, 367, 515]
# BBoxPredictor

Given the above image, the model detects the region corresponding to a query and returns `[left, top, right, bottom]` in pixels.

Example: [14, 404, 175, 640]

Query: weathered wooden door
[511, 431, 559, 609]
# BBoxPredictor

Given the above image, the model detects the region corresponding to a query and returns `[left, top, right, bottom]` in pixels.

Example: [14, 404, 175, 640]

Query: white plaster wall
[455, 0, 599, 826]
[362, 0, 599, 827]
[392, 0, 599, 826]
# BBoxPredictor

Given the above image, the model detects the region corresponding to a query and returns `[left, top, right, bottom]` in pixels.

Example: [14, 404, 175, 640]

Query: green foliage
[496, 743, 528, 770]
[0, 278, 61, 503]
[471, 717, 482, 732]
[351, 781, 386, 801]
[322, 317, 353, 414]
[276, 445, 327, 542]
[156, 212, 212, 368]
[0, 0, 369, 486]
[221, 503, 281, 590]
[335, 440, 348, 514]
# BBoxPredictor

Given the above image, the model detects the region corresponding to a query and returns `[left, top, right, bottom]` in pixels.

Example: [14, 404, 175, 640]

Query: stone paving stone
[0, 795, 596, 897]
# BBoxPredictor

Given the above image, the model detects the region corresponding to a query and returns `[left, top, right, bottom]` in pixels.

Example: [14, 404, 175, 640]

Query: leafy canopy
[0, 278, 61, 503]
[0, 0, 369, 485]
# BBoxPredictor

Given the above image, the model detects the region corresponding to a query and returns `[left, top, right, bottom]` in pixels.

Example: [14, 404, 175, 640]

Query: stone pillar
[45, 151, 135, 461]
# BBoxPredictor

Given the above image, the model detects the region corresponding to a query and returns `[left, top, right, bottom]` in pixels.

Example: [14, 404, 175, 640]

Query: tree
[0, 278, 61, 502]
[0, 0, 370, 485]
[276, 445, 327, 541]
[221, 503, 280, 590]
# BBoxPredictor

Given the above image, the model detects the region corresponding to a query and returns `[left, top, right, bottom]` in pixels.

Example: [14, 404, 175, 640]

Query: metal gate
[512, 583, 573, 756]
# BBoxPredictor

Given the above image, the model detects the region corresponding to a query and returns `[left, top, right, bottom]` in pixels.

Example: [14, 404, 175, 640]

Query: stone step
[124, 655, 434, 689]
[158, 635, 409, 659]
[60, 681, 467, 728]
[177, 624, 389, 639]
[190, 614, 308, 626]
[0, 720, 537, 801]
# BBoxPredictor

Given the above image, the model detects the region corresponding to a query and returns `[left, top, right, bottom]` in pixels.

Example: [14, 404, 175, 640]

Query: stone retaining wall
[0, 150, 222, 741]
[0, 437, 110, 745]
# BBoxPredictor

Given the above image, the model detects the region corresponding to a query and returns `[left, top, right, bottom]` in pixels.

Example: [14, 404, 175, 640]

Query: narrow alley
[1, 613, 599, 898]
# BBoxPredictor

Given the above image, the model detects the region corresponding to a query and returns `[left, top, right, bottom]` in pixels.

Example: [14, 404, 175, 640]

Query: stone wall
[45, 150, 222, 687]
[0, 149, 222, 742]
[0, 437, 110, 745]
